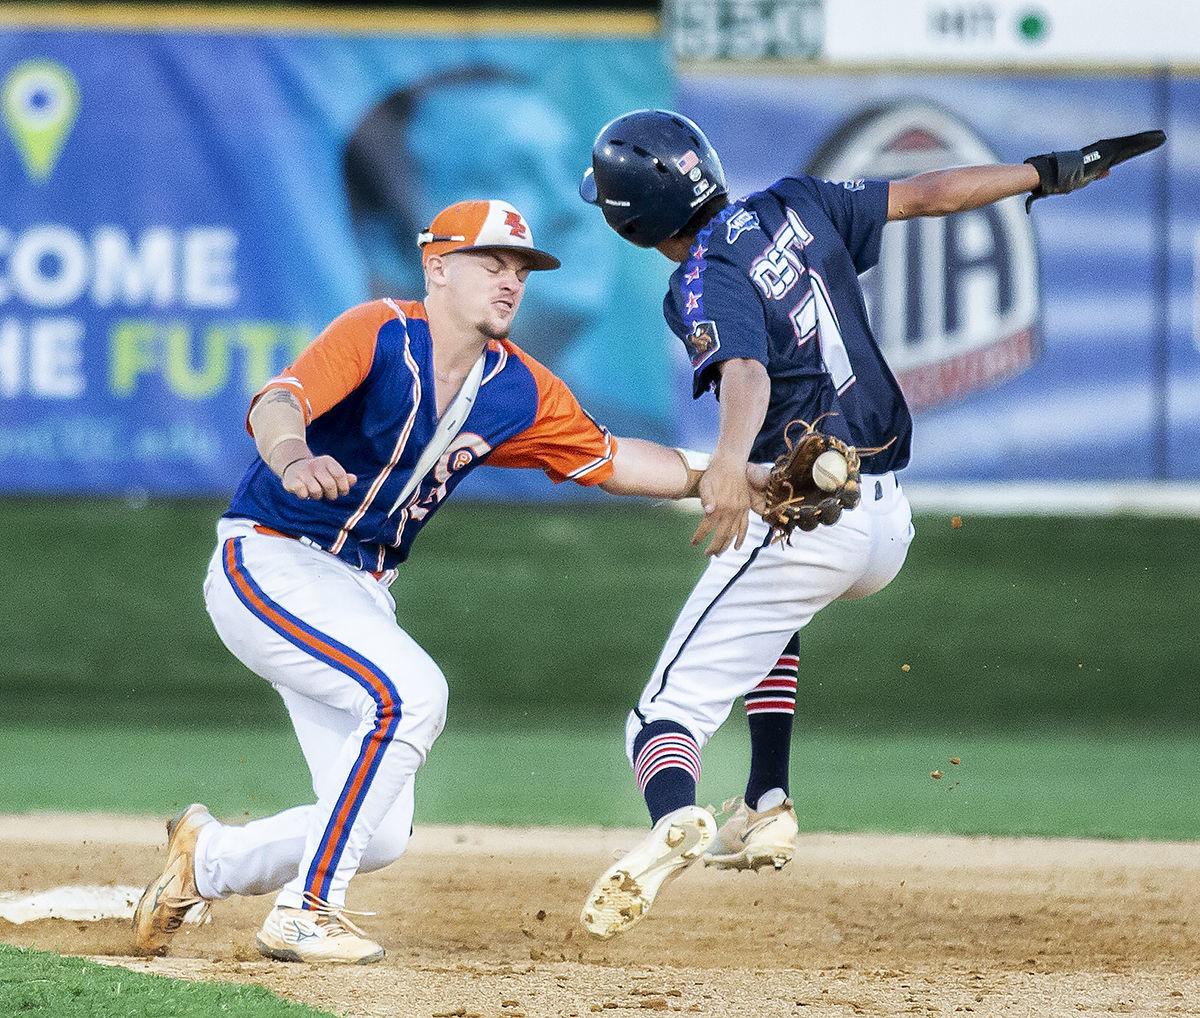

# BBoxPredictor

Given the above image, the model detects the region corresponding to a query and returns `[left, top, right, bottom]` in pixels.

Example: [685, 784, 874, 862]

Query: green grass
[0, 944, 332, 1017]
[2, 498, 1198, 731]
[2, 718, 1196, 840]
[1, 498, 1198, 841]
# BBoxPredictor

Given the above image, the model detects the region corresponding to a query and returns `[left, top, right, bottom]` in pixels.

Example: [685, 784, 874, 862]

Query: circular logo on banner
[808, 100, 1040, 412]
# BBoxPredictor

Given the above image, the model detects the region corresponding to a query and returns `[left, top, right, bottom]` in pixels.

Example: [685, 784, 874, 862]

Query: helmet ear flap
[579, 168, 599, 206]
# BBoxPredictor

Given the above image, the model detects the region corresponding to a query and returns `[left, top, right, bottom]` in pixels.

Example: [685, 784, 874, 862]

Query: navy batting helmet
[579, 109, 727, 248]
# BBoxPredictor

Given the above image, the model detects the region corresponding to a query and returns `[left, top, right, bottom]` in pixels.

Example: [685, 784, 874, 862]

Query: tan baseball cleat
[704, 796, 798, 872]
[132, 803, 213, 955]
[580, 804, 715, 940]
[256, 900, 385, 965]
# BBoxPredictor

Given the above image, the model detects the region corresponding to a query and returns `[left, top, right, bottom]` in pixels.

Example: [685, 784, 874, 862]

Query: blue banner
[5, 22, 1197, 493]
[677, 71, 1200, 481]
[0, 21, 669, 495]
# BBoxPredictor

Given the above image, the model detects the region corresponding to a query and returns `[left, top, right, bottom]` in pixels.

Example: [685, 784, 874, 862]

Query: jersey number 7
[790, 272, 856, 395]
[751, 210, 856, 395]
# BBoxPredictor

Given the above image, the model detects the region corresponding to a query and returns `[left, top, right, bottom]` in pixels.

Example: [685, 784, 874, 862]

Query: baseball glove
[761, 417, 862, 540]
[1024, 130, 1165, 212]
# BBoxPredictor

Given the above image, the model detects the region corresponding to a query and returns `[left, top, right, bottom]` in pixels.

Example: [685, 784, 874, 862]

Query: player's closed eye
[484, 257, 529, 283]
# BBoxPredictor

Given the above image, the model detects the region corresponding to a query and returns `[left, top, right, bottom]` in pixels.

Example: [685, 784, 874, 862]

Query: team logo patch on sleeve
[684, 320, 720, 368]
[725, 209, 761, 244]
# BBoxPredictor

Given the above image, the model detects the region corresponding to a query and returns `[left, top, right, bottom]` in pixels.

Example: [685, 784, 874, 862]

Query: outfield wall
[1, 8, 1198, 495]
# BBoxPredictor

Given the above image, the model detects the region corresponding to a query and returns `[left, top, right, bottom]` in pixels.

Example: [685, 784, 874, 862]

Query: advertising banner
[0, 19, 669, 496]
[4, 16, 1197, 494]
[677, 70, 1200, 480]
[668, 0, 1200, 66]
[817, 0, 1200, 65]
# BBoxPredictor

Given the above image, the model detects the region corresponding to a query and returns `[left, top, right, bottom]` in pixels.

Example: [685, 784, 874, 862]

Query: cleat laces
[301, 892, 377, 939]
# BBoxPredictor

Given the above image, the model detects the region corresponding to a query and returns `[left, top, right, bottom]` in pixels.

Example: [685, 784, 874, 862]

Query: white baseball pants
[197, 519, 447, 909]
[626, 472, 914, 759]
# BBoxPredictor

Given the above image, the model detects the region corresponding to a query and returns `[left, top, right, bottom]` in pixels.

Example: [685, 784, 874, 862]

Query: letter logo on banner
[808, 100, 1040, 411]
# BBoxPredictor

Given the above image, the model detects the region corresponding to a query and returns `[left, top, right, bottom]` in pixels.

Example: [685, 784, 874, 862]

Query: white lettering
[750, 210, 814, 301]
[183, 228, 238, 308]
[0, 229, 10, 304]
[0, 317, 86, 398]
[10, 226, 89, 308]
[809, 269, 855, 393]
[0, 225, 240, 310]
[788, 289, 817, 344]
[31, 318, 85, 397]
[0, 318, 19, 396]
[92, 227, 176, 307]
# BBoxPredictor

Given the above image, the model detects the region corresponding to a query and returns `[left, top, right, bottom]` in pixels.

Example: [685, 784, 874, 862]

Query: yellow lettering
[287, 325, 312, 360]
[109, 321, 159, 396]
[165, 323, 229, 399]
[231, 323, 315, 395]
[110, 320, 312, 398]
[233, 323, 279, 394]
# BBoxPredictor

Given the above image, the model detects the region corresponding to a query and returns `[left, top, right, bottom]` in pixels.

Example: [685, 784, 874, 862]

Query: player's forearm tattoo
[264, 389, 302, 411]
[250, 386, 308, 470]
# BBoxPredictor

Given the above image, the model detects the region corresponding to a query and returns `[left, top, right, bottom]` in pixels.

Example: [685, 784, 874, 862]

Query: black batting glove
[1024, 129, 1166, 212]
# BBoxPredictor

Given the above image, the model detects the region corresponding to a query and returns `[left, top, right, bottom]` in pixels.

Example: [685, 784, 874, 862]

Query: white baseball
[812, 449, 849, 492]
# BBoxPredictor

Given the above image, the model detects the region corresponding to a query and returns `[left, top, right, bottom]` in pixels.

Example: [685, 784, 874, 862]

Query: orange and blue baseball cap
[417, 199, 560, 270]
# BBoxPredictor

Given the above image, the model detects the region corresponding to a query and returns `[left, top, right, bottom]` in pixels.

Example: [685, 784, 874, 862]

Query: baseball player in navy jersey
[576, 109, 1141, 938]
[131, 198, 764, 965]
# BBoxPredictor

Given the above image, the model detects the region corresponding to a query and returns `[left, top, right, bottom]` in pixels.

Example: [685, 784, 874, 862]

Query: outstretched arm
[599, 439, 702, 500]
[886, 164, 1040, 221]
[888, 130, 1165, 220]
[598, 437, 769, 510]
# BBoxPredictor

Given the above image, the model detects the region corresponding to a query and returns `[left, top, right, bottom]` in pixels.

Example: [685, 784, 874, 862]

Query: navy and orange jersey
[664, 176, 912, 473]
[225, 299, 616, 572]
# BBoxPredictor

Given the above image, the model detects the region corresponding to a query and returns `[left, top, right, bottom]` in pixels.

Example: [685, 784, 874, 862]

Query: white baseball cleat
[256, 899, 385, 965]
[704, 796, 798, 872]
[132, 803, 214, 956]
[580, 804, 715, 940]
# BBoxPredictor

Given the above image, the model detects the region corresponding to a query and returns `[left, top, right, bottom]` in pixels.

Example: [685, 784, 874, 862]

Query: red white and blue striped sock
[743, 634, 798, 810]
[631, 720, 701, 824]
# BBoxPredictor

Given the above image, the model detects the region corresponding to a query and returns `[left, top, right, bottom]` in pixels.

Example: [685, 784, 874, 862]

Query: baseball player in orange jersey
[132, 199, 760, 964]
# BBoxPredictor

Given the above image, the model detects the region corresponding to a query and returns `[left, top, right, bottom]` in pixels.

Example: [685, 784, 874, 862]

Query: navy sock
[743, 634, 798, 809]
[631, 719, 701, 824]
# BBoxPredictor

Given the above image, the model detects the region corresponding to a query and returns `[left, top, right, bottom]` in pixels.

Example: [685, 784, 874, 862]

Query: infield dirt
[1, 814, 1197, 1017]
